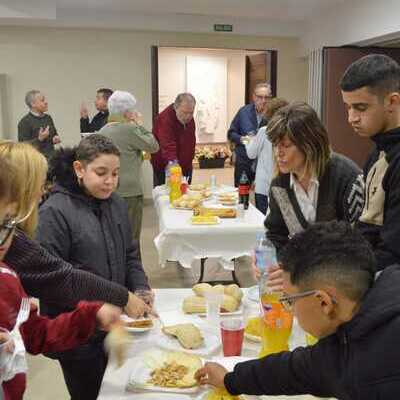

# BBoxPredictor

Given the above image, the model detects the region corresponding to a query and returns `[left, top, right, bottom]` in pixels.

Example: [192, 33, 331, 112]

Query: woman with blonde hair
[265, 102, 363, 251]
[0, 140, 149, 325]
[0, 141, 47, 238]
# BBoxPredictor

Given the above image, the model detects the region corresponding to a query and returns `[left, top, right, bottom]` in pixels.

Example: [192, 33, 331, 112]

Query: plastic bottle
[165, 161, 174, 188]
[239, 171, 250, 209]
[255, 233, 277, 275]
[169, 162, 182, 203]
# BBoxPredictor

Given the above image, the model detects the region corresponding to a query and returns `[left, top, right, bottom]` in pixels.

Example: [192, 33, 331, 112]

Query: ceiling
[0, 0, 347, 37]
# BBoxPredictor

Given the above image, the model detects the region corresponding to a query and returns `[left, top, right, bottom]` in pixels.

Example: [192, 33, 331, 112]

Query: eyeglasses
[279, 290, 317, 311]
[0, 210, 33, 247]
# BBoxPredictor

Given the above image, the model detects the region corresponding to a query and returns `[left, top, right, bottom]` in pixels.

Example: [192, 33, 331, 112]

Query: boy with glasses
[196, 221, 400, 399]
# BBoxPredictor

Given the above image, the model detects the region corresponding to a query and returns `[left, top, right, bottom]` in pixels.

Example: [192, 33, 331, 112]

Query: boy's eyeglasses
[0, 210, 33, 247]
[279, 290, 317, 311]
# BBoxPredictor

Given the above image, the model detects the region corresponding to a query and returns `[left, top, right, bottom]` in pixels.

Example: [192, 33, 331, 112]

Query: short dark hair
[340, 54, 400, 95]
[279, 221, 376, 302]
[77, 134, 120, 164]
[97, 88, 114, 101]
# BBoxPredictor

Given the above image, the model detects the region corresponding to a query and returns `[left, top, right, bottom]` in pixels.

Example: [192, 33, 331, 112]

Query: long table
[98, 288, 328, 400]
[153, 187, 265, 280]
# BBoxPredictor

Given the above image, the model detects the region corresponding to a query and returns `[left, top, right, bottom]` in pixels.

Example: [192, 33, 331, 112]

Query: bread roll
[182, 295, 206, 313]
[220, 294, 239, 313]
[224, 284, 243, 302]
[192, 283, 212, 297]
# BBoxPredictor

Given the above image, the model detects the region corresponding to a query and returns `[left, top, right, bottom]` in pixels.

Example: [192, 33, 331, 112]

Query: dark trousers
[255, 193, 269, 215]
[59, 351, 108, 400]
[153, 168, 193, 187]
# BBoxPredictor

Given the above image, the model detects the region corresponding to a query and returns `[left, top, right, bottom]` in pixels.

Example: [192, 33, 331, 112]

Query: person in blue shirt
[227, 83, 271, 186]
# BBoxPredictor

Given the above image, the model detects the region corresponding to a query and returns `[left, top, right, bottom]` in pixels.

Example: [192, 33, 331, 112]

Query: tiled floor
[25, 166, 258, 399]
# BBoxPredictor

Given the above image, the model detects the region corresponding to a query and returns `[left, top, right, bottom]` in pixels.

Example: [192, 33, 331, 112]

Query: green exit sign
[214, 24, 233, 32]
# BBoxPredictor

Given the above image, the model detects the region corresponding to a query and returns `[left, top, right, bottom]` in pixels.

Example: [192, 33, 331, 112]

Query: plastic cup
[205, 291, 223, 329]
[220, 318, 244, 356]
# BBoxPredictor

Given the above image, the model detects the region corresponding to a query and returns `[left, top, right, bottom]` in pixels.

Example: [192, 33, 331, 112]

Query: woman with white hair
[100, 90, 159, 243]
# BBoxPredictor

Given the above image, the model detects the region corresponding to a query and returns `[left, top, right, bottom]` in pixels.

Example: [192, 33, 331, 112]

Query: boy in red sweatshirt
[0, 159, 121, 399]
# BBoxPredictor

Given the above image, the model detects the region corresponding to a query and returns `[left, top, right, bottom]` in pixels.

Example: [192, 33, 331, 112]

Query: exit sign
[214, 24, 233, 32]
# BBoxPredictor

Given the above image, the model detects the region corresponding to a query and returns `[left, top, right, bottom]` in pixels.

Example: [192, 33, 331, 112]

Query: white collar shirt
[290, 174, 319, 224]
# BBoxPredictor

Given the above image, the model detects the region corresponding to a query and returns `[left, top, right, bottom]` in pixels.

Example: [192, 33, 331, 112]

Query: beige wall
[0, 26, 307, 196]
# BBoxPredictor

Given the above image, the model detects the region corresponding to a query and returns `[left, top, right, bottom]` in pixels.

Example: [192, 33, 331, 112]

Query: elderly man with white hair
[100, 90, 159, 243]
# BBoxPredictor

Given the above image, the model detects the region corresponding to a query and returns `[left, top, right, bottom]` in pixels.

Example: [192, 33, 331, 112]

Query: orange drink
[259, 292, 293, 358]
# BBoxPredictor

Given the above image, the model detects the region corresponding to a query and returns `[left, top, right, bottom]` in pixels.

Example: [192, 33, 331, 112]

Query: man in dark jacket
[196, 221, 400, 399]
[227, 83, 271, 186]
[340, 54, 400, 270]
[18, 90, 61, 160]
[151, 93, 196, 186]
[80, 88, 113, 133]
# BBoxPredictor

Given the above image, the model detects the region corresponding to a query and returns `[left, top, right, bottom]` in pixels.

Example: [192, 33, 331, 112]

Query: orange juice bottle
[259, 291, 293, 358]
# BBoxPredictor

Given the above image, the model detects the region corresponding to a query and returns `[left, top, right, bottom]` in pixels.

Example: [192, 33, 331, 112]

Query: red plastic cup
[220, 319, 244, 357]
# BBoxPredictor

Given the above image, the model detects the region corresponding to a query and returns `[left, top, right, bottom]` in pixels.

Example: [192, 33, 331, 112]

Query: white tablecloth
[98, 288, 325, 400]
[153, 187, 265, 270]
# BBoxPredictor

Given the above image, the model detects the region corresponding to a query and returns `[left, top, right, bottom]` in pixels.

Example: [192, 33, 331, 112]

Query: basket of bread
[182, 283, 243, 314]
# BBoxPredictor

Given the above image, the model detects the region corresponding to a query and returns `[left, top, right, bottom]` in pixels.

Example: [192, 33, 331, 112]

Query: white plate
[156, 325, 221, 356]
[246, 285, 260, 302]
[126, 349, 202, 394]
[120, 315, 156, 332]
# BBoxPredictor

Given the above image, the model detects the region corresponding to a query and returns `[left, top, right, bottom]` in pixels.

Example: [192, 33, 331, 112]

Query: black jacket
[356, 128, 400, 270]
[37, 149, 149, 359]
[225, 264, 400, 400]
[80, 110, 109, 133]
[265, 153, 362, 251]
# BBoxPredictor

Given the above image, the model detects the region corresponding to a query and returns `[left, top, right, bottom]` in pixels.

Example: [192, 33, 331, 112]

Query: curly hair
[279, 221, 376, 302]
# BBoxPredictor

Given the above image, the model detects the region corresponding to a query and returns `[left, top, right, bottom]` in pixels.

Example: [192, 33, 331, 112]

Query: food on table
[221, 294, 239, 313]
[244, 316, 262, 338]
[192, 283, 213, 297]
[162, 323, 204, 349]
[172, 195, 202, 210]
[189, 183, 209, 191]
[104, 324, 133, 367]
[183, 295, 206, 313]
[218, 193, 238, 206]
[193, 207, 236, 219]
[183, 284, 243, 314]
[147, 351, 202, 388]
[190, 215, 219, 225]
[205, 388, 243, 399]
[125, 319, 154, 328]
[224, 284, 243, 302]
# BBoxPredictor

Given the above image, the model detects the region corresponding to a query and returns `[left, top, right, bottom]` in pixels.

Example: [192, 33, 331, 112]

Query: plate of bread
[193, 206, 236, 219]
[157, 322, 220, 356]
[182, 283, 243, 315]
[120, 315, 155, 332]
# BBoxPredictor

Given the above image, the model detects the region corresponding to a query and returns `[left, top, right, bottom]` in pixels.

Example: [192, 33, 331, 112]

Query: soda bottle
[239, 171, 250, 209]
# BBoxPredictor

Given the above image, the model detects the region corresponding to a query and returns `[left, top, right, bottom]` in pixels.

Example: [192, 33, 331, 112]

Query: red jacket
[151, 104, 196, 174]
[0, 263, 102, 400]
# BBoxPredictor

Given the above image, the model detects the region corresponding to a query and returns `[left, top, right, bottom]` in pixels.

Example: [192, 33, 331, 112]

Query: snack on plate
[125, 319, 154, 329]
[192, 283, 213, 297]
[193, 207, 236, 219]
[172, 196, 202, 210]
[191, 215, 219, 225]
[224, 284, 243, 302]
[221, 294, 239, 313]
[162, 323, 204, 349]
[183, 295, 206, 313]
[189, 183, 208, 191]
[147, 352, 202, 388]
[218, 193, 238, 205]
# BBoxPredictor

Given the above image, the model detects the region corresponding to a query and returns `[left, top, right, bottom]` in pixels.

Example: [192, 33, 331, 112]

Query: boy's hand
[124, 292, 151, 319]
[38, 126, 50, 141]
[96, 304, 122, 331]
[195, 362, 228, 388]
[266, 266, 284, 292]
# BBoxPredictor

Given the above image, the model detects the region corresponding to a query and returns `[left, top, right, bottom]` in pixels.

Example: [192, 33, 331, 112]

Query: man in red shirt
[151, 93, 196, 186]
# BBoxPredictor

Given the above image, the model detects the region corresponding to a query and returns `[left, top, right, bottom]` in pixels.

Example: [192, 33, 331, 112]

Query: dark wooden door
[245, 51, 277, 104]
[322, 47, 400, 167]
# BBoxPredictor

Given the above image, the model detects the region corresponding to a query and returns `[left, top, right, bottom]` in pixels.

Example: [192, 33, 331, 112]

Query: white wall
[301, 0, 400, 53]
[0, 26, 308, 195]
[158, 47, 262, 143]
